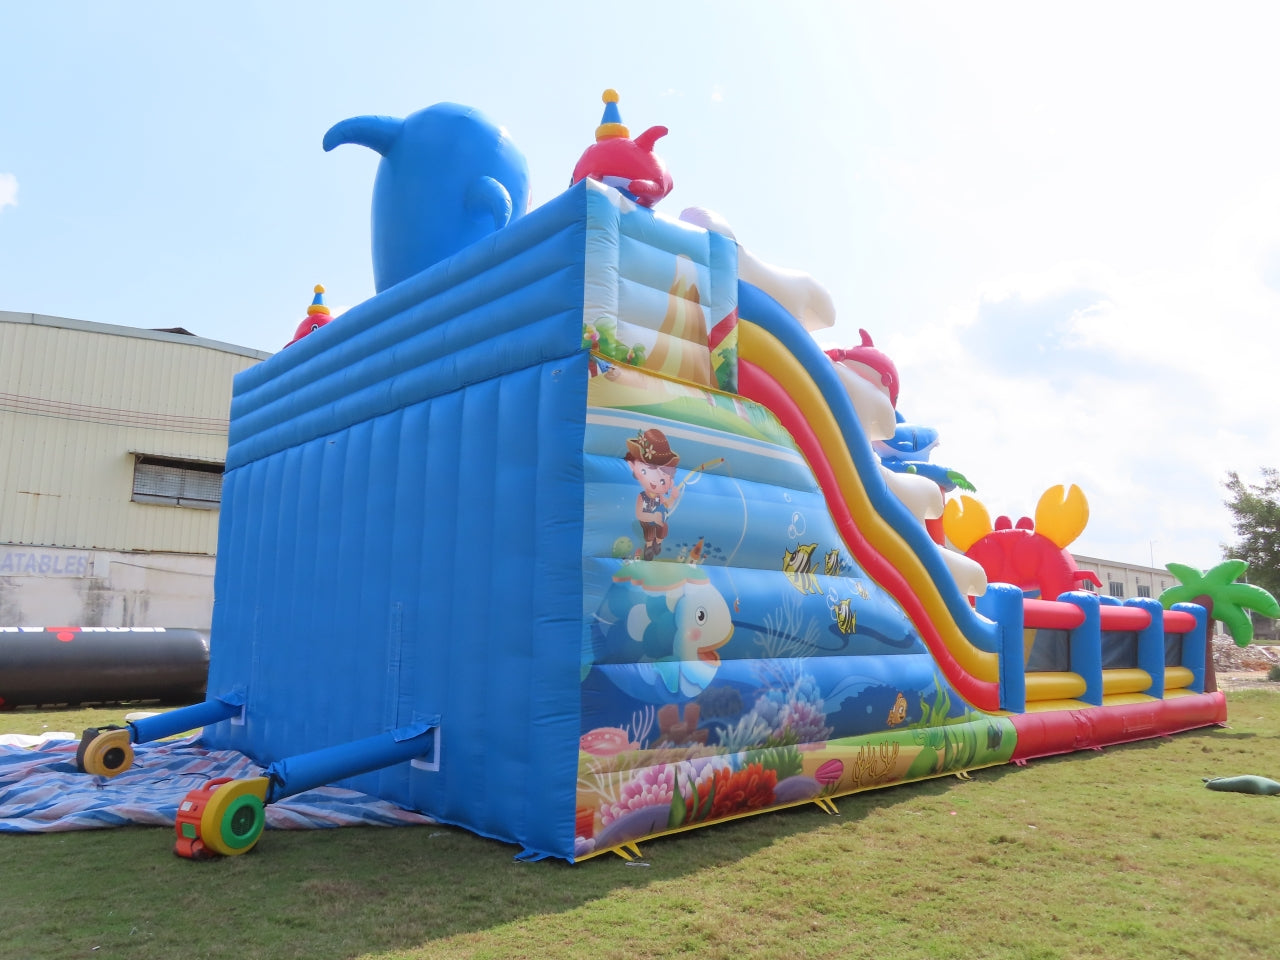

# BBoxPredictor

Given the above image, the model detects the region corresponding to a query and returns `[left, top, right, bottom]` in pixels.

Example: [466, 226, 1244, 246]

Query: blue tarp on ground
[0, 736, 434, 834]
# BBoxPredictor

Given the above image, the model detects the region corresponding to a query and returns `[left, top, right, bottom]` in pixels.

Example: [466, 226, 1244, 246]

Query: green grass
[3, 692, 1279, 960]
[0, 704, 170, 740]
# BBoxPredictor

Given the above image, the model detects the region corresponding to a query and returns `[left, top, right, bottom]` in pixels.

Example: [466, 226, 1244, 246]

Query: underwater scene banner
[576, 363, 1015, 857]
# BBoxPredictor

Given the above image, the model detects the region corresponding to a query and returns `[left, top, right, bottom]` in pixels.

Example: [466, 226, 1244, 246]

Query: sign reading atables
[0, 550, 91, 577]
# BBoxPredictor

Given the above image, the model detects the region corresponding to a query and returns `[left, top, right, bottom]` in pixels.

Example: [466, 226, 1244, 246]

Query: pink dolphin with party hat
[571, 89, 673, 208]
[285, 284, 332, 347]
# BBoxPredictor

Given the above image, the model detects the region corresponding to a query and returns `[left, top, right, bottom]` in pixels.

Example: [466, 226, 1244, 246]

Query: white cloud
[0, 173, 17, 212]
[882, 191, 1280, 572]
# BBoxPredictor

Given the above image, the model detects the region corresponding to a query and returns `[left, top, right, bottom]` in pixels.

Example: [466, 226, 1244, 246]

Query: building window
[1108, 581, 1125, 598]
[1137, 584, 1151, 598]
[132, 455, 223, 509]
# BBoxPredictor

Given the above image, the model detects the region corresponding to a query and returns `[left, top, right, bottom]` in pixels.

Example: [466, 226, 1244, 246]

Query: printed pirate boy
[626, 428, 682, 560]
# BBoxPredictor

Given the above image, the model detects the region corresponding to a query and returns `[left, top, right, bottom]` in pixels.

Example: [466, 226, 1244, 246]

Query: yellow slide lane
[739, 322, 999, 683]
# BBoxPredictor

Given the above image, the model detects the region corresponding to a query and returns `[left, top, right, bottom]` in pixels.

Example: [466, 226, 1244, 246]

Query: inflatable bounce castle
[79, 91, 1227, 862]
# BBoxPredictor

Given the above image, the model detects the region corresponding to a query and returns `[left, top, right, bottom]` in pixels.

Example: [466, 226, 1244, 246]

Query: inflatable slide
[56, 92, 1227, 862]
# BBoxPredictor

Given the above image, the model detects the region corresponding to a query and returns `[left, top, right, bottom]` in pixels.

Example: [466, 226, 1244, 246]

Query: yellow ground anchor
[813, 797, 840, 815]
[610, 842, 645, 862]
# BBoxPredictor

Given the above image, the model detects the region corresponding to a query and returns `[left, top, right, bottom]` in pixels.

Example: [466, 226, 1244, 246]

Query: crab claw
[942, 495, 993, 553]
[1034, 484, 1090, 549]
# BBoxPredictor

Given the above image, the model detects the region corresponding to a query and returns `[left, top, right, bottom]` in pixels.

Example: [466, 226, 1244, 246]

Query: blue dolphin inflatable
[323, 103, 531, 293]
[874, 411, 975, 493]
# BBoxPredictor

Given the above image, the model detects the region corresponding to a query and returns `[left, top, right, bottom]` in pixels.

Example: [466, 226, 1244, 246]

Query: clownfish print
[687, 537, 706, 564]
[887, 692, 908, 727]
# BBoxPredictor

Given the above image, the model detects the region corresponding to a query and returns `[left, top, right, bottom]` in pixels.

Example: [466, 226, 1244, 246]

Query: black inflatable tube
[0, 628, 209, 710]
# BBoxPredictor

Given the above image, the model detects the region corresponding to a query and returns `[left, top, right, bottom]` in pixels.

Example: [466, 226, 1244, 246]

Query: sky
[3, 1, 1278, 573]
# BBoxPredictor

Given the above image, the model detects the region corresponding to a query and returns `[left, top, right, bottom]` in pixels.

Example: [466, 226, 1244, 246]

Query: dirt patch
[1217, 671, 1280, 692]
[1214, 642, 1280, 690]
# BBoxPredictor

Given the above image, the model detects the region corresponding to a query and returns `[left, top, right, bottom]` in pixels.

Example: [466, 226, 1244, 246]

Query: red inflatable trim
[1023, 599, 1086, 630]
[1010, 692, 1227, 761]
[1098, 605, 1153, 630]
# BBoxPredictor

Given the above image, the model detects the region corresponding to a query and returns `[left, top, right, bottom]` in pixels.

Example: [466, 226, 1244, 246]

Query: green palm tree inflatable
[1160, 559, 1280, 692]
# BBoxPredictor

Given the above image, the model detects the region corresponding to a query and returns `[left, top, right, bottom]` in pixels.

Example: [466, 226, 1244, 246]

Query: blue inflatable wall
[208, 184, 602, 858]
[203, 169, 1223, 862]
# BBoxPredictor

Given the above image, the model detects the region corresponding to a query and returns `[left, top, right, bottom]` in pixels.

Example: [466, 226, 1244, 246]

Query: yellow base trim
[577, 760, 1013, 861]
[1023, 698, 1093, 712]
[1023, 693, 1166, 711]
[1099, 693, 1159, 707]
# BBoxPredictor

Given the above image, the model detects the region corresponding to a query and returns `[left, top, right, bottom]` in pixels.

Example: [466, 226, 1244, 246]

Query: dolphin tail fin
[466, 176, 514, 230]
[322, 115, 404, 156]
[633, 125, 669, 152]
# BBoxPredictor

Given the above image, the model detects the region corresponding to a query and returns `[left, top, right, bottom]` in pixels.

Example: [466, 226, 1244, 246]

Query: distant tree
[1222, 468, 1280, 601]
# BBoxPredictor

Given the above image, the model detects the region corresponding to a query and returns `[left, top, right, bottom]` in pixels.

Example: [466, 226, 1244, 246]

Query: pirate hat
[625, 428, 679, 467]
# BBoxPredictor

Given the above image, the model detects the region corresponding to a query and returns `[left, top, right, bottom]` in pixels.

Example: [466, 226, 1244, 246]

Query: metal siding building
[0, 311, 271, 627]
[1072, 554, 1174, 602]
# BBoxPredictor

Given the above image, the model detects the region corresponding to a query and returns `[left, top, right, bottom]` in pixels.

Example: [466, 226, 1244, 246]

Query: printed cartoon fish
[887, 692, 908, 727]
[687, 537, 706, 564]
[854, 581, 870, 600]
[783, 543, 821, 595]
[590, 563, 735, 702]
[823, 549, 843, 577]
[831, 597, 857, 635]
